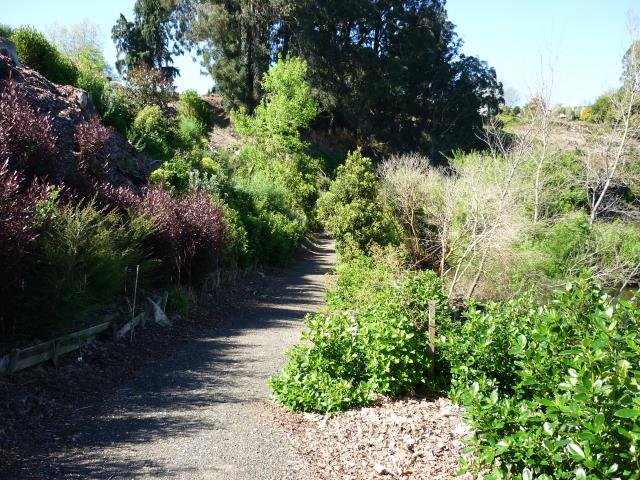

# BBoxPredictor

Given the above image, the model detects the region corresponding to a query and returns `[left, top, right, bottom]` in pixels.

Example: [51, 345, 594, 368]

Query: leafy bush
[580, 106, 593, 122]
[0, 162, 53, 335]
[538, 151, 588, 217]
[531, 212, 591, 280]
[0, 79, 58, 180]
[75, 47, 109, 113]
[149, 155, 193, 194]
[24, 201, 156, 337]
[237, 172, 305, 266]
[270, 261, 450, 412]
[177, 115, 206, 149]
[138, 188, 226, 284]
[215, 200, 251, 269]
[125, 65, 175, 110]
[128, 105, 172, 158]
[11, 27, 78, 85]
[449, 278, 640, 479]
[317, 149, 401, 259]
[590, 90, 617, 124]
[178, 89, 211, 128]
[233, 56, 318, 152]
[0, 24, 14, 38]
[101, 83, 136, 135]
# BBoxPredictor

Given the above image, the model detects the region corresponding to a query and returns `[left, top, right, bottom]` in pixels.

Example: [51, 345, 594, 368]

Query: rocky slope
[0, 39, 152, 189]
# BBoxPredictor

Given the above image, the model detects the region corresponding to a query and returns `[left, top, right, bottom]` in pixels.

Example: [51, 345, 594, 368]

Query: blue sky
[2, 0, 637, 105]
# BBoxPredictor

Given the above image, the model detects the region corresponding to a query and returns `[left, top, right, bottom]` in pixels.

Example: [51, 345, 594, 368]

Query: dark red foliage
[95, 184, 226, 285]
[0, 79, 58, 179]
[0, 161, 53, 335]
[141, 188, 226, 284]
[74, 115, 113, 173]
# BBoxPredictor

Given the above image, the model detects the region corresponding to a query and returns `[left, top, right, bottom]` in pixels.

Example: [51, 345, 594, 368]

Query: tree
[317, 150, 401, 258]
[112, 0, 179, 79]
[176, 0, 502, 156]
[176, 0, 276, 111]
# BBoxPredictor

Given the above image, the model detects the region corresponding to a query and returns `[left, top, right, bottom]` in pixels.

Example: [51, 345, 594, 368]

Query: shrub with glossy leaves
[448, 278, 640, 479]
[270, 261, 449, 412]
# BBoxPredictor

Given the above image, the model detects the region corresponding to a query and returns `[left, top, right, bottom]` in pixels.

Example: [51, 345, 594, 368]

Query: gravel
[2, 236, 335, 479]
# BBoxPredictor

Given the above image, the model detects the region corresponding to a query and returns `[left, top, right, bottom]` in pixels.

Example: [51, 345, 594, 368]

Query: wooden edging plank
[0, 319, 115, 376]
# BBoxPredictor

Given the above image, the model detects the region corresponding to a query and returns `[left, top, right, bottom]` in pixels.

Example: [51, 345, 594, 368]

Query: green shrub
[0, 24, 14, 38]
[101, 83, 136, 135]
[177, 89, 211, 128]
[238, 172, 305, 266]
[449, 278, 640, 479]
[75, 48, 108, 113]
[177, 115, 206, 149]
[166, 286, 190, 313]
[216, 201, 251, 268]
[24, 201, 156, 337]
[11, 27, 78, 85]
[270, 262, 450, 412]
[539, 151, 588, 217]
[128, 105, 172, 158]
[317, 149, 402, 259]
[591, 90, 618, 124]
[149, 155, 193, 194]
[531, 212, 591, 280]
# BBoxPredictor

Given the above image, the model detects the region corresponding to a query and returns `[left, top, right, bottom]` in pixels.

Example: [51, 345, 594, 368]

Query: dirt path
[10, 237, 335, 480]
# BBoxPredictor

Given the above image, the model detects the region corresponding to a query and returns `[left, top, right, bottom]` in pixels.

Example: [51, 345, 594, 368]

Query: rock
[0, 38, 19, 65]
[0, 50, 152, 188]
[147, 298, 171, 327]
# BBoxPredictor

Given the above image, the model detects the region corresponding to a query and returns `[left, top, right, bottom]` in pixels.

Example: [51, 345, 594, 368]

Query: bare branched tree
[585, 15, 640, 224]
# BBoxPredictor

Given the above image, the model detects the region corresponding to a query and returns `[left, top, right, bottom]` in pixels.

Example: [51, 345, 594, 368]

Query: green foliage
[176, 1, 502, 155]
[166, 286, 190, 313]
[539, 151, 588, 217]
[270, 260, 450, 412]
[593, 221, 640, 276]
[178, 89, 211, 127]
[580, 106, 593, 122]
[112, 0, 178, 78]
[177, 115, 206, 150]
[128, 104, 172, 158]
[11, 27, 79, 85]
[100, 83, 136, 135]
[233, 57, 318, 152]
[215, 201, 251, 269]
[237, 172, 305, 266]
[530, 212, 591, 280]
[149, 155, 193, 193]
[24, 202, 156, 337]
[449, 278, 640, 479]
[0, 24, 14, 38]
[75, 47, 109, 113]
[317, 150, 401, 259]
[591, 90, 617, 124]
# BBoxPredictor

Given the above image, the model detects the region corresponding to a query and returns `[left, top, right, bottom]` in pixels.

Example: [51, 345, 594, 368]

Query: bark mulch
[264, 395, 473, 480]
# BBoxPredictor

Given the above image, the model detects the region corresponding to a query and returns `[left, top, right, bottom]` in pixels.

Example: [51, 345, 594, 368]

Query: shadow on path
[8, 236, 335, 480]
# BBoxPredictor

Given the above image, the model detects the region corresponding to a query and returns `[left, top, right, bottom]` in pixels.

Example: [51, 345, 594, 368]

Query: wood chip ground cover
[265, 395, 472, 479]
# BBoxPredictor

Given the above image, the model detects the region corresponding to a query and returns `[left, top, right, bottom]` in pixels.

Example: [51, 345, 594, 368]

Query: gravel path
[13, 236, 335, 480]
